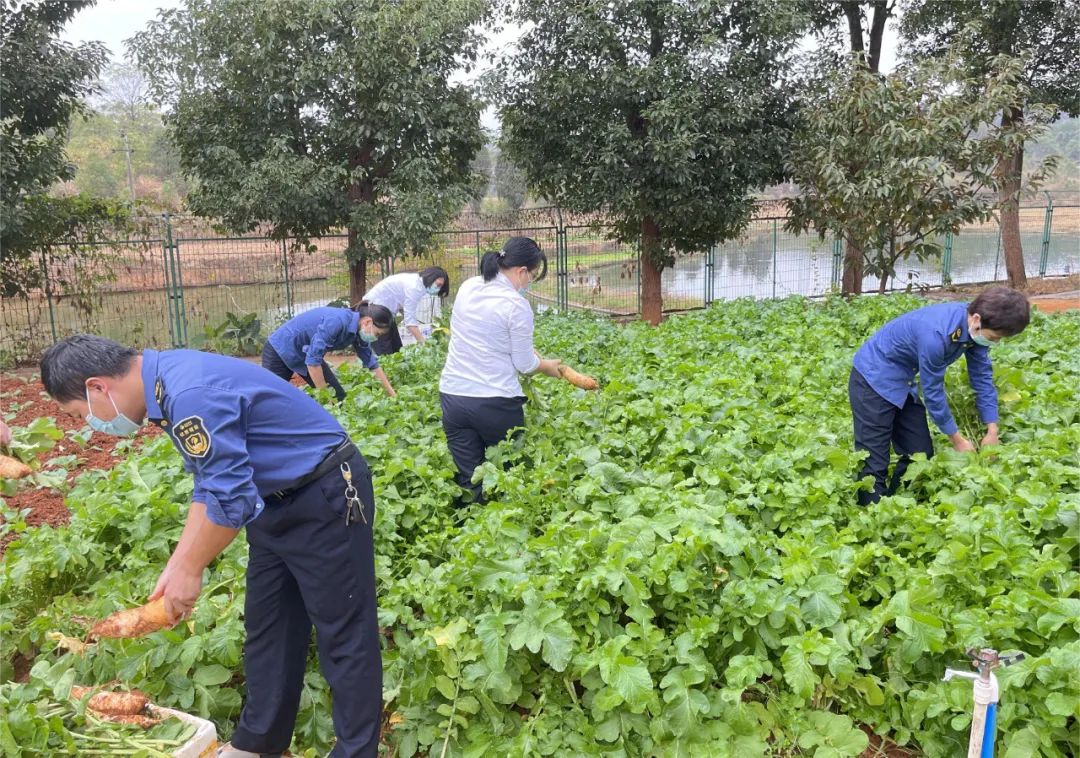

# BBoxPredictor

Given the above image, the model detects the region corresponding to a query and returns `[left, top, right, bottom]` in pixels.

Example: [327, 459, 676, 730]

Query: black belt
[271, 439, 357, 500]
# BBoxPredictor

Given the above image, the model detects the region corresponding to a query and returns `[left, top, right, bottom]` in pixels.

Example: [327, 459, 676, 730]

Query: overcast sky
[63, 0, 899, 134]
[61, 0, 182, 61]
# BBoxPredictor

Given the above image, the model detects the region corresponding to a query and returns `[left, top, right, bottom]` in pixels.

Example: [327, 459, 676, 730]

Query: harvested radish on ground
[0, 454, 32, 479]
[89, 597, 172, 639]
[47, 631, 91, 655]
[558, 365, 599, 390]
[71, 686, 150, 716]
[69, 685, 94, 701]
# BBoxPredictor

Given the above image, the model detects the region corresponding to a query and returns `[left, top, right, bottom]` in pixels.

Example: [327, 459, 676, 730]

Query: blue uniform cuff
[199, 490, 264, 529]
[937, 421, 958, 436]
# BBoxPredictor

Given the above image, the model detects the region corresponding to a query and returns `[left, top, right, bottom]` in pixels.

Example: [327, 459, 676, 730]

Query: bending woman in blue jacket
[262, 303, 397, 400]
[849, 286, 1029, 505]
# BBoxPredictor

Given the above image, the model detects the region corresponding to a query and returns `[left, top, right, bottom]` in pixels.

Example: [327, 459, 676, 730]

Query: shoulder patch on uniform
[174, 416, 211, 458]
[950, 327, 963, 343]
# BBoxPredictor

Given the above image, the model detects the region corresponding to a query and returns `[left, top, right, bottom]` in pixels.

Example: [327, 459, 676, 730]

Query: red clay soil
[1032, 297, 1080, 313]
[1, 377, 162, 555]
[859, 725, 920, 757]
[926, 275, 1080, 301]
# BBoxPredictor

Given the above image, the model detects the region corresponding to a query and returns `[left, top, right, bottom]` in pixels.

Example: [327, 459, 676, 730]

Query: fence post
[475, 231, 481, 273]
[942, 231, 954, 286]
[772, 219, 778, 299]
[556, 226, 568, 311]
[1039, 193, 1054, 277]
[172, 224, 188, 347]
[40, 249, 58, 342]
[831, 237, 842, 291]
[992, 223, 1003, 282]
[704, 245, 715, 306]
[161, 213, 188, 348]
[281, 238, 294, 319]
[161, 216, 177, 347]
[636, 240, 642, 317]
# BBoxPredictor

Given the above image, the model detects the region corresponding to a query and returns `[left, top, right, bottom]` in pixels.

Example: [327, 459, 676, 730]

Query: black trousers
[371, 325, 403, 356]
[230, 449, 380, 757]
[440, 393, 525, 502]
[849, 368, 934, 505]
[261, 342, 347, 402]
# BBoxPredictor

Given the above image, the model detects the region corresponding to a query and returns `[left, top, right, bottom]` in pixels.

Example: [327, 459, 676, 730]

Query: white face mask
[358, 326, 379, 344]
[517, 268, 533, 295]
[86, 386, 142, 436]
[969, 316, 998, 348]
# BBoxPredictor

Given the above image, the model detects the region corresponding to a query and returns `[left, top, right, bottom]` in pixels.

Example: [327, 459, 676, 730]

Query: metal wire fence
[2, 204, 1077, 366]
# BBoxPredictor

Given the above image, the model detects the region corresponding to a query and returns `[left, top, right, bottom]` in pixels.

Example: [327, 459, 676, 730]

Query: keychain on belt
[340, 463, 367, 525]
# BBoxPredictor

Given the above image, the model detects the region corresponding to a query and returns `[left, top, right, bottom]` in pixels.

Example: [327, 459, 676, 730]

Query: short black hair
[419, 266, 450, 297]
[40, 335, 139, 402]
[968, 287, 1030, 337]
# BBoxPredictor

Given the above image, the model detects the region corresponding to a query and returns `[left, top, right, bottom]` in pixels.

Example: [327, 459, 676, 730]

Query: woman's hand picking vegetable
[536, 358, 562, 378]
[558, 365, 599, 390]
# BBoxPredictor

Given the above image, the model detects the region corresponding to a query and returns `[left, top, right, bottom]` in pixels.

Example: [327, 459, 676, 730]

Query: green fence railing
[2, 204, 1077, 367]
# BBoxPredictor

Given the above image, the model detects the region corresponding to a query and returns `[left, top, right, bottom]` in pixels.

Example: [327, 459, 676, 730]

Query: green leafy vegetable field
[2, 296, 1077, 757]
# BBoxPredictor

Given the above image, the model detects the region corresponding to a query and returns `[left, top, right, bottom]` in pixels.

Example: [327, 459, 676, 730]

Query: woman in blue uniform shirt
[262, 303, 397, 400]
[849, 286, 1030, 505]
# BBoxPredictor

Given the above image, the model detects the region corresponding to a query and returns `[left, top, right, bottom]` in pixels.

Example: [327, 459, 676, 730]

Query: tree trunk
[998, 107, 1027, 289]
[841, 237, 864, 296]
[838, 2, 866, 293]
[878, 236, 896, 294]
[346, 159, 375, 301]
[840, 1, 893, 291]
[867, 0, 889, 74]
[841, 2, 866, 64]
[640, 215, 663, 325]
[349, 251, 367, 305]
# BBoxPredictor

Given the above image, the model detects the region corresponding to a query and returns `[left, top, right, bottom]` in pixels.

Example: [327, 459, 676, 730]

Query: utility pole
[113, 130, 136, 210]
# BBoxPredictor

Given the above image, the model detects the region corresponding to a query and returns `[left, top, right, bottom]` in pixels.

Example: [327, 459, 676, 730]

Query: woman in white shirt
[439, 237, 562, 504]
[362, 267, 449, 355]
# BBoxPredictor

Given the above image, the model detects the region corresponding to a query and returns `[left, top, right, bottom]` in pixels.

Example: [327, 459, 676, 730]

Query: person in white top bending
[439, 237, 562, 504]
[362, 266, 450, 355]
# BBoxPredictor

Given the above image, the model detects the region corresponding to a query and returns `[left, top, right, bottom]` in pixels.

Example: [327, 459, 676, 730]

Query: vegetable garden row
[1, 295, 1077, 756]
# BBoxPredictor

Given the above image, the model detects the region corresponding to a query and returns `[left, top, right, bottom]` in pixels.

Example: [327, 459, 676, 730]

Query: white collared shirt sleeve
[401, 276, 427, 328]
[439, 273, 540, 398]
[363, 272, 418, 316]
[508, 298, 541, 374]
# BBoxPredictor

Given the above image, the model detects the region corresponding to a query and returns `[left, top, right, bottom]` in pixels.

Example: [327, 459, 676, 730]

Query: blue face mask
[517, 269, 533, 296]
[426, 285, 441, 296]
[358, 328, 379, 344]
[972, 332, 997, 348]
[86, 387, 142, 437]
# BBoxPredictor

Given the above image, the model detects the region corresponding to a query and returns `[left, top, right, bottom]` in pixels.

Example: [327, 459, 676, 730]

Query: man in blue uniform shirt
[850, 287, 1030, 505]
[40, 335, 381, 758]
